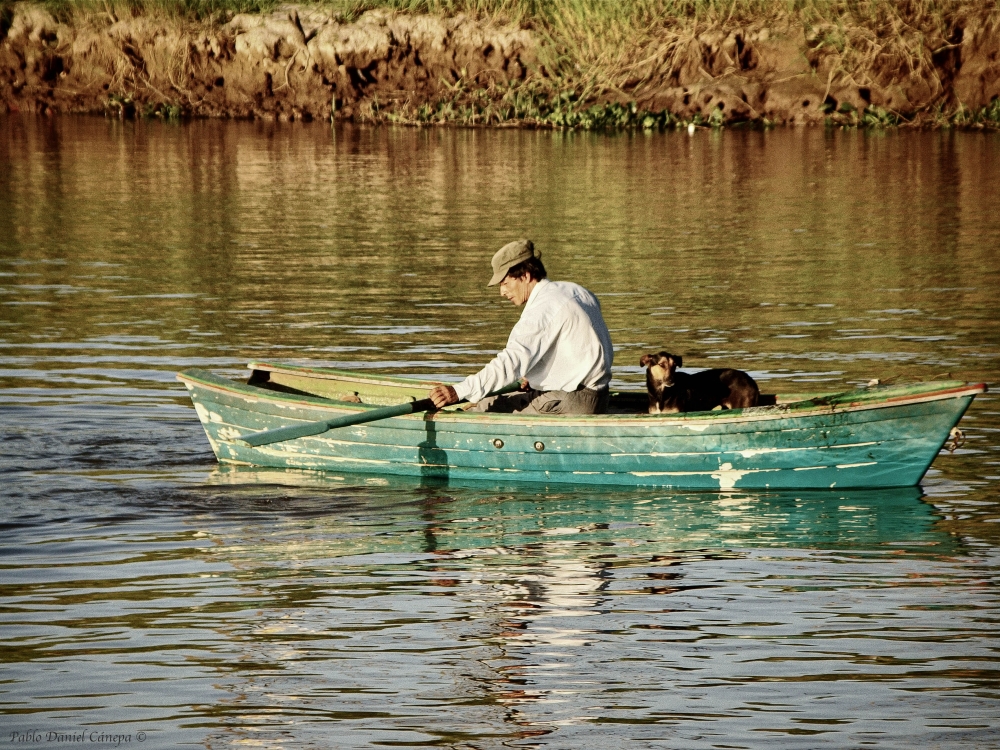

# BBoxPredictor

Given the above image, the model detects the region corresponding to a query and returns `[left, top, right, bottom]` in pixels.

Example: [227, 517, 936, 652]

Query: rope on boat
[944, 427, 965, 452]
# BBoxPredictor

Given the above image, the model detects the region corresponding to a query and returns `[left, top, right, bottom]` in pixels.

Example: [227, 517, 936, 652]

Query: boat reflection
[204, 465, 953, 554]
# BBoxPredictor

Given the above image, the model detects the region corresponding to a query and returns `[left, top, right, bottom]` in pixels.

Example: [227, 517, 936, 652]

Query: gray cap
[488, 239, 538, 286]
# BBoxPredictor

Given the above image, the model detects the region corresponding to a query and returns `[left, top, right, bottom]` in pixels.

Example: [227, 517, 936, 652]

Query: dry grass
[529, 1, 996, 102]
[7, 0, 998, 125]
[31, 0, 280, 22]
[799, 1, 991, 93]
[32, 0, 991, 100]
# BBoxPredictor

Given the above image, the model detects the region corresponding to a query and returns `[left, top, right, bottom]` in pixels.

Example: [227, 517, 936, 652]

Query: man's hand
[429, 385, 459, 409]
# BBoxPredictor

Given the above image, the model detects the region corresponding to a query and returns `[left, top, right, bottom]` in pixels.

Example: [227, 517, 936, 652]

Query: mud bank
[2, 3, 999, 127]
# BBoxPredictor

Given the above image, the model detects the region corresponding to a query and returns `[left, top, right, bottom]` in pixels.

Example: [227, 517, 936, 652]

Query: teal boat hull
[177, 365, 985, 490]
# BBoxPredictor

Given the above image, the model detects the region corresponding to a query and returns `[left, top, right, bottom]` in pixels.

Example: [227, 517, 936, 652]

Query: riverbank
[2, 0, 999, 128]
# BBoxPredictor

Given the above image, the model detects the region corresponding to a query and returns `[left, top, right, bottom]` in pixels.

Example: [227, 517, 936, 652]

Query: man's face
[499, 273, 533, 306]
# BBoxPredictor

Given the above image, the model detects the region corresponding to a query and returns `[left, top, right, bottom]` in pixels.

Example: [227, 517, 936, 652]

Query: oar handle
[237, 397, 437, 448]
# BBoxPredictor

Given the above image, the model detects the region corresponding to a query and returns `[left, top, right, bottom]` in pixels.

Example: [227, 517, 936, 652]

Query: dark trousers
[469, 387, 609, 415]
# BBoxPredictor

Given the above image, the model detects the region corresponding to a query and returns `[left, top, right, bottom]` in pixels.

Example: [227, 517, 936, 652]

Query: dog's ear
[672, 355, 683, 369]
[640, 354, 654, 368]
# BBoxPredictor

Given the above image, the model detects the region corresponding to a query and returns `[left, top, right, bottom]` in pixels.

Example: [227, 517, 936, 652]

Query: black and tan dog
[639, 352, 759, 414]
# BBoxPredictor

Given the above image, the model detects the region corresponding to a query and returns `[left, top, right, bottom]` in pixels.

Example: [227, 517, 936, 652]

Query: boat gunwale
[177, 368, 987, 428]
[247, 360, 448, 387]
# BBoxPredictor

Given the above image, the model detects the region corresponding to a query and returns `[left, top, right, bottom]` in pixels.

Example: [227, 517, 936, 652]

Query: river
[2, 116, 999, 748]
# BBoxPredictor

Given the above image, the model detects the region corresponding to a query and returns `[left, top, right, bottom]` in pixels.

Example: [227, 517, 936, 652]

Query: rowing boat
[176, 362, 985, 490]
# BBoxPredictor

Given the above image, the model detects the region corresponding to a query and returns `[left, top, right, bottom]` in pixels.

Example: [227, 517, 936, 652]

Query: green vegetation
[106, 93, 183, 119]
[379, 79, 681, 130]
[949, 98, 1000, 129]
[381, 87, 1000, 132]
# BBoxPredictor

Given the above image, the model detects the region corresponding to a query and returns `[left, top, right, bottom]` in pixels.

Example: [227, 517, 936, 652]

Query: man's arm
[452, 313, 560, 403]
[428, 304, 560, 406]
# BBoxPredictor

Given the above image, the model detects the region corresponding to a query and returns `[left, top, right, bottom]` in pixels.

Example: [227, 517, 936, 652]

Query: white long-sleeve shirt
[454, 279, 614, 403]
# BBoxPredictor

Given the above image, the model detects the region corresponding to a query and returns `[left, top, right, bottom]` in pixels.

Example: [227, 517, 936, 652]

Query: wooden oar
[236, 383, 519, 448]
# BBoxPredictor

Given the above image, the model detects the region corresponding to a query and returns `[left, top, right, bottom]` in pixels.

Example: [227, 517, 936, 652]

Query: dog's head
[639, 351, 682, 387]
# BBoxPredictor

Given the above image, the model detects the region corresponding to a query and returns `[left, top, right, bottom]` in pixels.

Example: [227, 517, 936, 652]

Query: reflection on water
[6, 467, 996, 748]
[2, 116, 1000, 747]
[206, 466, 952, 554]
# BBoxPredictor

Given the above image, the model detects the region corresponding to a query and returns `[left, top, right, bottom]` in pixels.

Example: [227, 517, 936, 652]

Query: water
[2, 116, 1000, 748]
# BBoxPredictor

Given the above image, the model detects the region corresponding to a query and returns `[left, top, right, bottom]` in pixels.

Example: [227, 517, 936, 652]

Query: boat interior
[246, 363, 781, 414]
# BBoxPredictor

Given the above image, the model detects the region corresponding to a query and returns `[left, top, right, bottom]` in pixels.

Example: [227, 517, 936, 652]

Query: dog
[639, 351, 760, 414]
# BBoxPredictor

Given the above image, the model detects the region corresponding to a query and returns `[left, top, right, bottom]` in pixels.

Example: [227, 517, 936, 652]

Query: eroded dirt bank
[2, 3, 998, 127]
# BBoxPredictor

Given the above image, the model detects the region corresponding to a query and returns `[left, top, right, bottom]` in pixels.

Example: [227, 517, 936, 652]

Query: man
[428, 239, 614, 415]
